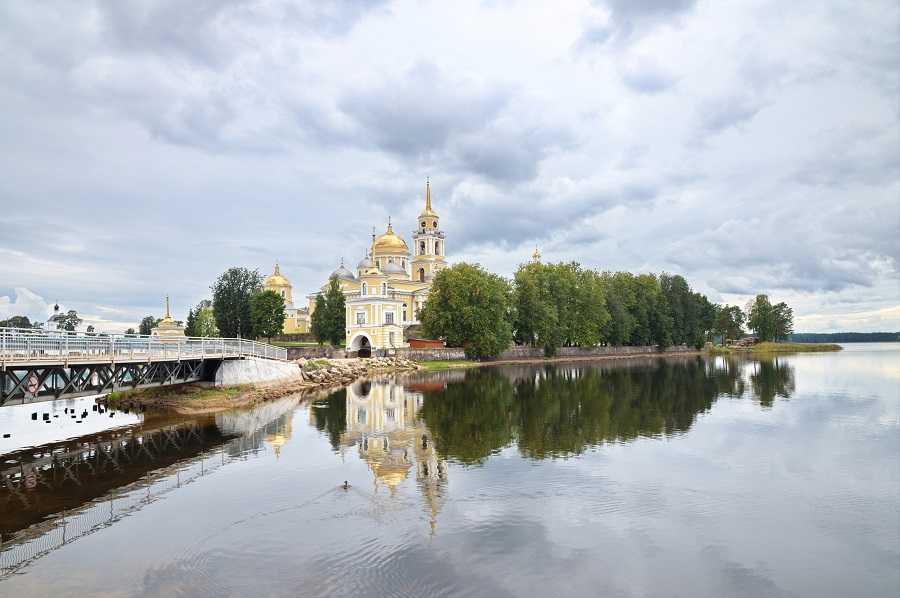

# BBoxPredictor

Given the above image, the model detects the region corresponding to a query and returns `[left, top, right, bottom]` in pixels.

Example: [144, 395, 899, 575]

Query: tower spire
[425, 177, 432, 212]
[165, 295, 171, 318]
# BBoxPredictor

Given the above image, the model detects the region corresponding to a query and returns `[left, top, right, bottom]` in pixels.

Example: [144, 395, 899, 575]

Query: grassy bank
[416, 359, 477, 372]
[707, 342, 842, 355]
[106, 384, 253, 413]
[752, 342, 841, 353]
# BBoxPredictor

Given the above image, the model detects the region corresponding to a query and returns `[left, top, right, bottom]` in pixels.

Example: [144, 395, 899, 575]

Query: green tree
[420, 263, 513, 359]
[211, 267, 263, 338]
[310, 294, 329, 345]
[747, 294, 785, 341]
[631, 274, 672, 347]
[124, 327, 136, 335]
[571, 268, 610, 347]
[772, 302, 794, 341]
[184, 307, 196, 336]
[0, 315, 33, 328]
[512, 262, 559, 354]
[250, 290, 285, 340]
[85, 325, 96, 335]
[324, 276, 347, 346]
[138, 315, 159, 336]
[600, 272, 637, 345]
[193, 302, 219, 337]
[714, 304, 745, 343]
[51, 309, 83, 332]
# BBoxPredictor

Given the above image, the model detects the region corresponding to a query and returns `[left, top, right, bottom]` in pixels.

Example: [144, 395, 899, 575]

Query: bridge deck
[1, 328, 287, 405]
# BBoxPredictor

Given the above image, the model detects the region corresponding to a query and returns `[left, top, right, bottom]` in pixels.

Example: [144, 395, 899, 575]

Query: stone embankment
[243, 356, 420, 404]
[294, 357, 419, 386]
[105, 357, 420, 415]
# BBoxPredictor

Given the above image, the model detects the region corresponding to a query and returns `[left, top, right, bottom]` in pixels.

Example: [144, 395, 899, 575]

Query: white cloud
[0, 0, 897, 333]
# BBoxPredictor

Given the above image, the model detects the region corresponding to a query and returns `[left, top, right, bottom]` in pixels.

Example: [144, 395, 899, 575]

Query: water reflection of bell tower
[340, 379, 448, 530]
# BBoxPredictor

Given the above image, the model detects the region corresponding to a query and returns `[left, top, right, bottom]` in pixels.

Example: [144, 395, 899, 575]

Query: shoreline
[104, 356, 419, 415]
[101, 343, 841, 413]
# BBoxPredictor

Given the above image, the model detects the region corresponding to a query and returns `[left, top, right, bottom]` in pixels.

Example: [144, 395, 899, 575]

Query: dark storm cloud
[339, 62, 509, 158]
[618, 58, 679, 94]
[579, 0, 699, 46]
[698, 94, 767, 134]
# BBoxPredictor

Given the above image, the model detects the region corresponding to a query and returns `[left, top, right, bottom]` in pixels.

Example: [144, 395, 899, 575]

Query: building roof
[331, 258, 356, 281]
[265, 263, 291, 287]
[374, 221, 409, 253]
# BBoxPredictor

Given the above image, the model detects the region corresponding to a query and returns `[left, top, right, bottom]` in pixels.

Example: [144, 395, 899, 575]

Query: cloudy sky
[1, 0, 897, 333]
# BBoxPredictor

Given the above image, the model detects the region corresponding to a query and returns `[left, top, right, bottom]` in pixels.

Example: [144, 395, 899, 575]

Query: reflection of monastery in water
[340, 380, 448, 532]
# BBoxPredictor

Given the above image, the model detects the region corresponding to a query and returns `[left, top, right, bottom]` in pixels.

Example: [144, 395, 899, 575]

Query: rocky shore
[105, 357, 420, 414]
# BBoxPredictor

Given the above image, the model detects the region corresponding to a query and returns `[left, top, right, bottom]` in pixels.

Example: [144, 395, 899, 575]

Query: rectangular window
[389, 331, 395, 345]
[385, 312, 394, 325]
[385, 408, 395, 422]
[357, 408, 367, 424]
[356, 312, 366, 325]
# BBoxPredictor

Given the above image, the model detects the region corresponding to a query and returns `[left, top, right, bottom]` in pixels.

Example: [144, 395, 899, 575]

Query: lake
[1, 344, 898, 597]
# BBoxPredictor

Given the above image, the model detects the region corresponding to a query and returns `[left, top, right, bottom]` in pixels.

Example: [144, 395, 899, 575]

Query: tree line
[420, 261, 794, 359]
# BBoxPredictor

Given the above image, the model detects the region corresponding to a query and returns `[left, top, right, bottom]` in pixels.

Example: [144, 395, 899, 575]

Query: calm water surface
[1, 344, 898, 597]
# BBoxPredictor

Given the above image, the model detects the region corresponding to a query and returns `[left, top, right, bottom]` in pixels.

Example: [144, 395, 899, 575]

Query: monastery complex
[262, 180, 449, 354]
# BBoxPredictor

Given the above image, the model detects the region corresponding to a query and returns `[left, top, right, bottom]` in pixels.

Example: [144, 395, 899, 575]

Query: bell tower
[411, 179, 447, 283]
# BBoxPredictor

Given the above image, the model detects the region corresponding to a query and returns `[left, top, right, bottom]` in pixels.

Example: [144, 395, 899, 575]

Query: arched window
[421, 221, 426, 228]
[418, 268, 425, 282]
[361, 282, 367, 295]
[432, 220, 437, 228]
[434, 241, 440, 255]
[420, 241, 426, 254]
[381, 282, 387, 295]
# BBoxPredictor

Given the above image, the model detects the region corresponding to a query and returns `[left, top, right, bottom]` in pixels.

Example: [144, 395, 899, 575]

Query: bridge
[0, 327, 288, 406]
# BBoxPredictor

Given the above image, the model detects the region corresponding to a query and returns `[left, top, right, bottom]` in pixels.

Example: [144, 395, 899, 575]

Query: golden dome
[373, 222, 409, 254]
[265, 262, 291, 287]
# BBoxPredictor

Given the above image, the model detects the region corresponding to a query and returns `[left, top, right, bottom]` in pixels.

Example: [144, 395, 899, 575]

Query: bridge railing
[0, 327, 287, 364]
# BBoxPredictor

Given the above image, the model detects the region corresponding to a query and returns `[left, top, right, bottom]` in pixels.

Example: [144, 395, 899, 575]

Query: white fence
[0, 327, 287, 364]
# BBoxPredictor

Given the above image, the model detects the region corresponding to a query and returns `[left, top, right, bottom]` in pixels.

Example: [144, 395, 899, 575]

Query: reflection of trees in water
[311, 388, 348, 450]
[311, 357, 795, 463]
[420, 358, 749, 463]
[748, 357, 795, 407]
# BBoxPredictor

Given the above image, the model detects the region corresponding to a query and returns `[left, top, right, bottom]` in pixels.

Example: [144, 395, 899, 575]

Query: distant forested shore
[789, 332, 899, 343]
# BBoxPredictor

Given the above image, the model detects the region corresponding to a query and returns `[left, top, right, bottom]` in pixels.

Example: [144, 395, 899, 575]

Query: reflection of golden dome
[266, 418, 292, 459]
[265, 263, 291, 287]
[373, 222, 409, 254]
[371, 460, 411, 489]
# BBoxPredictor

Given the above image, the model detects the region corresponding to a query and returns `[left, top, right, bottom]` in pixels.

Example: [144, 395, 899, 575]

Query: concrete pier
[214, 357, 302, 387]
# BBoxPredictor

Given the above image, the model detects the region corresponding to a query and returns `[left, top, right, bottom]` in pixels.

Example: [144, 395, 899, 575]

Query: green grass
[301, 359, 332, 371]
[705, 346, 733, 355]
[416, 359, 476, 372]
[750, 342, 841, 353]
[106, 384, 248, 404]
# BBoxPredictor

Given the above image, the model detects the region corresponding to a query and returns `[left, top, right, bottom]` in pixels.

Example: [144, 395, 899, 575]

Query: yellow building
[308, 180, 449, 355]
[264, 263, 310, 334]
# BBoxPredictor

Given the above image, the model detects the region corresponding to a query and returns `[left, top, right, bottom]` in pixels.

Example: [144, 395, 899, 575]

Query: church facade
[310, 180, 448, 354]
